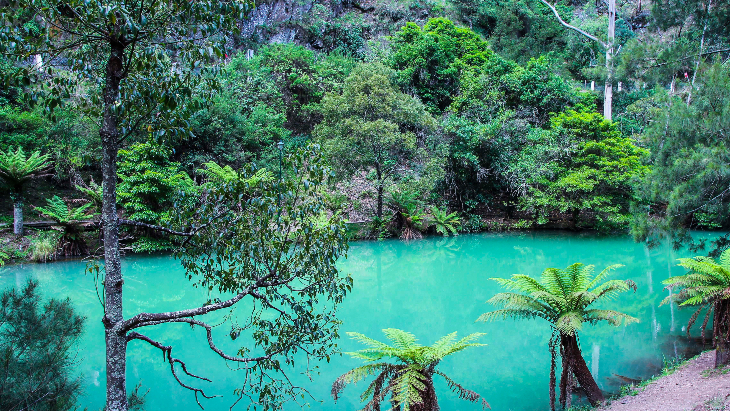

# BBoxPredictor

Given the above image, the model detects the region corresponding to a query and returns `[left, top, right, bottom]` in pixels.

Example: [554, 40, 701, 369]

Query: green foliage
[332, 329, 488, 411]
[662, 249, 730, 331]
[315, 62, 438, 218]
[512, 109, 649, 230]
[29, 231, 60, 262]
[0, 280, 85, 410]
[75, 180, 103, 210]
[632, 62, 730, 244]
[0, 146, 50, 198]
[35, 196, 94, 225]
[118, 141, 197, 225]
[35, 196, 95, 257]
[479, 263, 638, 335]
[390, 18, 494, 113]
[173, 145, 353, 406]
[430, 206, 461, 236]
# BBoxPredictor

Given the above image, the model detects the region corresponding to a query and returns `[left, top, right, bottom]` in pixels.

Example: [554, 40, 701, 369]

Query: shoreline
[596, 350, 730, 411]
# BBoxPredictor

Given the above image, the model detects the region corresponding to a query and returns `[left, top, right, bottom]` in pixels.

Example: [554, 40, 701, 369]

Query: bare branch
[119, 218, 193, 236]
[127, 331, 217, 409]
[116, 290, 251, 333]
[538, 0, 607, 47]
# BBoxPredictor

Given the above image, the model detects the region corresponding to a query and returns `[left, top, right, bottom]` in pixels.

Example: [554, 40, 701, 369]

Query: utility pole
[540, 0, 616, 121]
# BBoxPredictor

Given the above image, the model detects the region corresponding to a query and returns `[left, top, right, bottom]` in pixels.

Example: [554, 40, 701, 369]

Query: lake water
[0, 231, 718, 411]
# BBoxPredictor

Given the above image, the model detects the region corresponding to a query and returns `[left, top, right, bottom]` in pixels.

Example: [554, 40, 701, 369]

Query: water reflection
[0, 231, 723, 411]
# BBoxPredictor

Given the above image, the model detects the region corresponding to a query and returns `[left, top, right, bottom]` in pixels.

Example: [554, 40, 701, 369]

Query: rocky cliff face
[235, 0, 442, 53]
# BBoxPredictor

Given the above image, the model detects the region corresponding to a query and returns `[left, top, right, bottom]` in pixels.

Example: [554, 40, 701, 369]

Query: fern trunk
[560, 333, 604, 406]
[715, 299, 730, 367]
[13, 200, 23, 236]
[411, 375, 438, 411]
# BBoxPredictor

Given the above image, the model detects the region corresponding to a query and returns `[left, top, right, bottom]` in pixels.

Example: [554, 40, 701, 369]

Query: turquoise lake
[0, 231, 718, 410]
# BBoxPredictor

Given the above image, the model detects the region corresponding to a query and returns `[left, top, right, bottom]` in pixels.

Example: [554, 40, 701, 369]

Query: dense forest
[1, 0, 730, 410]
[2, 0, 729, 258]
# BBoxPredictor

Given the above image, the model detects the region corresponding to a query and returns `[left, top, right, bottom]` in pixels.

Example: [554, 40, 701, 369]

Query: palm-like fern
[479, 263, 637, 408]
[75, 180, 103, 210]
[332, 329, 489, 411]
[0, 147, 51, 235]
[430, 207, 460, 237]
[0, 147, 51, 194]
[662, 249, 730, 367]
[35, 196, 95, 256]
[197, 161, 273, 187]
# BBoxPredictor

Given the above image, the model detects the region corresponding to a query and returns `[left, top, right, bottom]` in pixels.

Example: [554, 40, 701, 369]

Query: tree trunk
[603, 0, 615, 121]
[559, 352, 569, 409]
[101, 43, 128, 411]
[13, 200, 23, 236]
[375, 164, 383, 219]
[411, 377, 438, 411]
[714, 299, 730, 367]
[687, 0, 712, 106]
[561, 333, 604, 406]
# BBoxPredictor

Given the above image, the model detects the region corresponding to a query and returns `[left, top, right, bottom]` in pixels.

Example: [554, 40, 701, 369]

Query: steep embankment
[600, 351, 730, 411]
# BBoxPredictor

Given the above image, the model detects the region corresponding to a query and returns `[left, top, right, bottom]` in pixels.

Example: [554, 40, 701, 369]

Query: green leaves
[511, 109, 649, 231]
[334, 328, 486, 411]
[35, 195, 94, 224]
[0, 147, 51, 197]
[176, 145, 352, 408]
[663, 249, 730, 309]
[480, 262, 638, 336]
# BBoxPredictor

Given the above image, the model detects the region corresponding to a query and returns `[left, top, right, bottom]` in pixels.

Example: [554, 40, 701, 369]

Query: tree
[429, 207, 461, 237]
[332, 328, 489, 411]
[314, 63, 436, 219]
[0, 280, 85, 411]
[538, 0, 618, 120]
[478, 263, 638, 409]
[117, 141, 197, 226]
[0, 2, 357, 411]
[662, 249, 730, 367]
[510, 109, 648, 230]
[34, 195, 95, 256]
[0, 147, 51, 235]
[389, 18, 493, 114]
[630, 62, 730, 247]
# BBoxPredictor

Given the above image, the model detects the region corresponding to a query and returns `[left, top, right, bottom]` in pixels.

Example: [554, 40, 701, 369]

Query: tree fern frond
[555, 311, 583, 335]
[392, 368, 427, 411]
[435, 371, 490, 409]
[584, 264, 624, 290]
[477, 308, 547, 322]
[584, 309, 639, 327]
[346, 332, 394, 351]
[383, 328, 420, 351]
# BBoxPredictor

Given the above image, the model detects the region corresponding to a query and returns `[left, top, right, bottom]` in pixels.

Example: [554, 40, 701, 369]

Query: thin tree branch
[538, 0, 607, 48]
[118, 218, 193, 236]
[127, 332, 217, 409]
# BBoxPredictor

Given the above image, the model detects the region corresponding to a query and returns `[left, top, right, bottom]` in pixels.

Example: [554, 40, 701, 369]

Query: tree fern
[34, 196, 95, 256]
[333, 329, 489, 411]
[0, 147, 51, 195]
[0, 147, 52, 235]
[35, 196, 94, 225]
[430, 207, 461, 236]
[479, 263, 637, 408]
[662, 249, 730, 367]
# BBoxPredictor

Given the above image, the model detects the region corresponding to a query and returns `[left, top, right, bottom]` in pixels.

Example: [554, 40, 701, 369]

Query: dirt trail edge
[600, 350, 730, 411]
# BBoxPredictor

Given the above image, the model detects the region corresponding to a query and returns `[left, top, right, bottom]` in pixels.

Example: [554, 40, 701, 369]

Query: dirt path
[600, 351, 730, 411]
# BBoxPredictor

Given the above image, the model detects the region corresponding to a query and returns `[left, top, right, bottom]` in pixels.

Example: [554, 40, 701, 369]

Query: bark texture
[604, 0, 615, 121]
[561, 333, 604, 406]
[101, 43, 128, 411]
[715, 299, 730, 367]
[13, 200, 23, 236]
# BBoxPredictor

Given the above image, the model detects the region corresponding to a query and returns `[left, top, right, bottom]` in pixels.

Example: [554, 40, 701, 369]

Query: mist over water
[0, 231, 715, 410]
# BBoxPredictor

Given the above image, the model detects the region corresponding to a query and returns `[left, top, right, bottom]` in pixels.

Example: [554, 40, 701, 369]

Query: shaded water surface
[0, 231, 714, 410]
